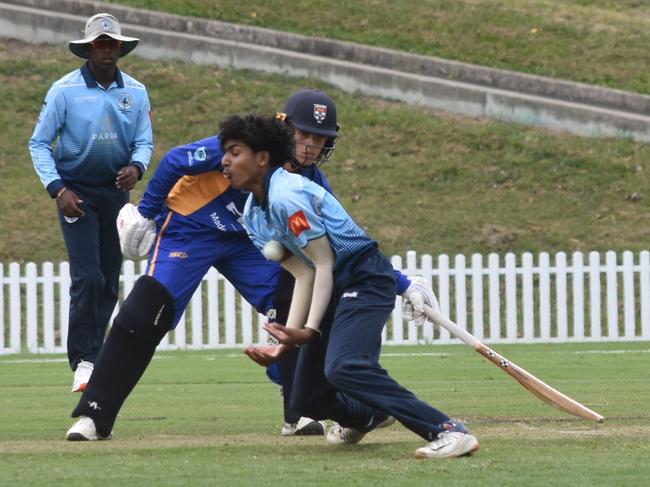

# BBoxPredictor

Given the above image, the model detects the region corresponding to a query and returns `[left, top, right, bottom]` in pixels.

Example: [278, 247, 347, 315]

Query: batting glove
[402, 276, 441, 326]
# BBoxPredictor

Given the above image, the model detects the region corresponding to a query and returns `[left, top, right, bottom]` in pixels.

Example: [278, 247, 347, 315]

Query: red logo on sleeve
[288, 210, 311, 237]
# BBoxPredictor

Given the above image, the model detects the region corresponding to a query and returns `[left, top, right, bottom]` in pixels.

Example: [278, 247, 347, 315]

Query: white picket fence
[1, 250, 649, 355]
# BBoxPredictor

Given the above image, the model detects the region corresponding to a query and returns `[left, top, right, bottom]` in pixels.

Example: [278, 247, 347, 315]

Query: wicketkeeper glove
[401, 276, 441, 326]
[116, 203, 157, 260]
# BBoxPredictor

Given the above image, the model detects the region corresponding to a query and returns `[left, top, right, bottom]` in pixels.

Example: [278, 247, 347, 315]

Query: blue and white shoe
[415, 422, 479, 459]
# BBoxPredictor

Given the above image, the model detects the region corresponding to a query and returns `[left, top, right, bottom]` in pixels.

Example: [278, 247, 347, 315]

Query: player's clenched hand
[264, 323, 318, 347]
[402, 276, 441, 326]
[243, 344, 288, 366]
[116, 165, 139, 191]
[57, 188, 85, 218]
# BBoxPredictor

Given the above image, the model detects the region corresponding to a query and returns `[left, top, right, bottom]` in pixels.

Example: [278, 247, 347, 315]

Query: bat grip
[423, 304, 481, 348]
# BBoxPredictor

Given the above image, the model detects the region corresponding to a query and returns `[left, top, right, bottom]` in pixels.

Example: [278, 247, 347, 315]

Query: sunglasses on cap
[89, 38, 123, 49]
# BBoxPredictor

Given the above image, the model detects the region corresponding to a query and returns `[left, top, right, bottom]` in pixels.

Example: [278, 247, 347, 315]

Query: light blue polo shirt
[29, 63, 153, 197]
[243, 167, 375, 272]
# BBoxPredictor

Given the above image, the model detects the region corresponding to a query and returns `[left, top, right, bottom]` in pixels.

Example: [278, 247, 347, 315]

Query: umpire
[28, 13, 153, 392]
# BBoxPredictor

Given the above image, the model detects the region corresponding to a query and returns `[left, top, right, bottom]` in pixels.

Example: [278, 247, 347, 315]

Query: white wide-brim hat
[69, 13, 139, 59]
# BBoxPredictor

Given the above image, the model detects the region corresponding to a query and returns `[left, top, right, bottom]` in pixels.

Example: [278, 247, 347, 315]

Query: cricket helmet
[276, 89, 340, 168]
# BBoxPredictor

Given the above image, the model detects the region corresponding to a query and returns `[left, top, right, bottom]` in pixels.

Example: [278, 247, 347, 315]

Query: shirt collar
[80, 63, 124, 89]
[254, 166, 282, 209]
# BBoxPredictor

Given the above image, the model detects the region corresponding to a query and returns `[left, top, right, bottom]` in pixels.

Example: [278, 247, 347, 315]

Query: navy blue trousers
[58, 182, 128, 370]
[290, 247, 451, 441]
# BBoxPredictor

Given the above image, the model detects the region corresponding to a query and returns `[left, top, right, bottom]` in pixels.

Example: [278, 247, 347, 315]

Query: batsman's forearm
[304, 263, 333, 333]
[281, 256, 315, 329]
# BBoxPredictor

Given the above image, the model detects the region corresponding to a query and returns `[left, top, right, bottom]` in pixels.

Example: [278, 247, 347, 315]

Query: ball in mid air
[262, 240, 285, 261]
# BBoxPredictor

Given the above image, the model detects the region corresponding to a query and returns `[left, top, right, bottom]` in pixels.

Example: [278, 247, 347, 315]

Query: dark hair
[219, 114, 295, 167]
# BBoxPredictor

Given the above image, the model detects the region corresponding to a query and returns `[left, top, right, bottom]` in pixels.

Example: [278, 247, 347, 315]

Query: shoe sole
[414, 437, 480, 459]
[66, 432, 92, 441]
[66, 432, 112, 441]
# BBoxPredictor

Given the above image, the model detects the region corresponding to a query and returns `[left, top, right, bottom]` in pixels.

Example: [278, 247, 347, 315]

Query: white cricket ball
[262, 240, 285, 261]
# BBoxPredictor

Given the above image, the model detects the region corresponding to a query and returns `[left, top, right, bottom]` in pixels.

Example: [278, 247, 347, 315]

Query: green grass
[1, 342, 649, 486]
[105, 0, 650, 94]
[2, 39, 649, 264]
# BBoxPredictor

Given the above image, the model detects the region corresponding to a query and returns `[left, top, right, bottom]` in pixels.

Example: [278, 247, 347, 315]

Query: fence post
[471, 253, 484, 341]
[640, 251, 650, 340]
[605, 251, 618, 339]
[505, 253, 517, 341]
[421, 253, 435, 343]
[224, 281, 236, 347]
[539, 252, 551, 341]
[572, 252, 585, 340]
[589, 251, 602, 340]
[0, 263, 4, 352]
[522, 252, 534, 342]
[388, 254, 403, 345]
[43, 262, 55, 352]
[10, 263, 21, 353]
[59, 262, 70, 350]
[437, 254, 451, 342]
[555, 252, 568, 341]
[26, 262, 38, 353]
[454, 254, 467, 335]
[191, 284, 204, 349]
[241, 294, 253, 346]
[206, 268, 220, 347]
[488, 253, 500, 342]
[622, 251, 635, 340]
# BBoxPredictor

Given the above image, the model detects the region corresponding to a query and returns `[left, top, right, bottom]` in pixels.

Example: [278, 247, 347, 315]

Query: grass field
[2, 39, 649, 263]
[108, 0, 650, 94]
[1, 342, 649, 486]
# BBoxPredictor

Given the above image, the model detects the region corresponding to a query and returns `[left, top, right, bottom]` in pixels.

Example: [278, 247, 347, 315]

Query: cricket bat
[423, 304, 605, 423]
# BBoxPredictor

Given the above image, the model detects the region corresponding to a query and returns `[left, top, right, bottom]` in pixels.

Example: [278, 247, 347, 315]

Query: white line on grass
[569, 349, 650, 355]
[0, 355, 174, 364]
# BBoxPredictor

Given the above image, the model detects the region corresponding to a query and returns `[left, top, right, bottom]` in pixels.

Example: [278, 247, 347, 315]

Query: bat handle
[423, 304, 480, 348]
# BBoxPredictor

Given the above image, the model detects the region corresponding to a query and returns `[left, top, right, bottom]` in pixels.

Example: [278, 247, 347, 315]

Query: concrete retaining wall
[2, 0, 649, 142]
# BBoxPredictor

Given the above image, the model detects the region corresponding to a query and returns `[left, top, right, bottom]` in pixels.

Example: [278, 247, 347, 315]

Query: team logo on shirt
[194, 147, 207, 162]
[288, 210, 310, 237]
[118, 93, 133, 112]
[313, 104, 327, 124]
[187, 146, 207, 166]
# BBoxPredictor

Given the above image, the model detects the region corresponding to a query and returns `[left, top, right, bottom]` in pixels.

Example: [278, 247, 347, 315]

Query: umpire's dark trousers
[58, 182, 128, 371]
[290, 247, 451, 441]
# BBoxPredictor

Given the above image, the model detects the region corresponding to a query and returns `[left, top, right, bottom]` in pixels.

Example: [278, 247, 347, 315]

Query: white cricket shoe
[71, 360, 93, 392]
[327, 415, 395, 445]
[281, 417, 326, 436]
[415, 423, 479, 459]
[65, 416, 111, 441]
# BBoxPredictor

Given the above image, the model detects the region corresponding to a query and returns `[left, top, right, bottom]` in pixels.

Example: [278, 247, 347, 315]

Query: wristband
[55, 187, 67, 200]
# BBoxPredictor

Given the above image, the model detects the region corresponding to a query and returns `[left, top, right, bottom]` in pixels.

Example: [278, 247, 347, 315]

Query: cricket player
[219, 113, 479, 459]
[65, 89, 434, 441]
[267, 89, 438, 435]
[28, 13, 153, 393]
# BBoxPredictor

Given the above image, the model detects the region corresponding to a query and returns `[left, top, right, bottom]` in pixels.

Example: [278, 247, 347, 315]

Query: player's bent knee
[112, 275, 175, 343]
[324, 358, 365, 391]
